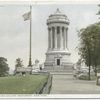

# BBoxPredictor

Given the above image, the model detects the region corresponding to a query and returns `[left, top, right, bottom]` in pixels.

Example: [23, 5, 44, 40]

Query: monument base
[44, 50, 73, 73]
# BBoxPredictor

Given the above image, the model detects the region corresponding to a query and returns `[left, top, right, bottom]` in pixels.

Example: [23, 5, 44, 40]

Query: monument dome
[47, 8, 69, 25]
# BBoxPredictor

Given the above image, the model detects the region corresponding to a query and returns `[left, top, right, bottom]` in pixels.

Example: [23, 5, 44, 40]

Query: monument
[44, 9, 73, 73]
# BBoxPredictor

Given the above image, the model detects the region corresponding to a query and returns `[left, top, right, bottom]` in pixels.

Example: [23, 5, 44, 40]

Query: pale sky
[0, 4, 99, 71]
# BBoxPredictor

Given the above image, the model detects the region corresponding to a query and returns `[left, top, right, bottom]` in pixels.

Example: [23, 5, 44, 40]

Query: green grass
[0, 74, 48, 94]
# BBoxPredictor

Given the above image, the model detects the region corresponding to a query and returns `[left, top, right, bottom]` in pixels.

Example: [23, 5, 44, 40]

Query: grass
[0, 74, 48, 94]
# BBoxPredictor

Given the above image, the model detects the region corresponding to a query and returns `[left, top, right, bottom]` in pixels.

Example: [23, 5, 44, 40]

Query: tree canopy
[0, 57, 9, 77]
[78, 22, 100, 77]
[15, 58, 23, 68]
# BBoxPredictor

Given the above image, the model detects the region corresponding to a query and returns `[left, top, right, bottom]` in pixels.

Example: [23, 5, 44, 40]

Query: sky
[0, 4, 99, 71]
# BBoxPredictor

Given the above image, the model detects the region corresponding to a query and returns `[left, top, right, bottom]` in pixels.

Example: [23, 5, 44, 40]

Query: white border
[0, 94, 100, 98]
[0, 0, 99, 5]
[0, 0, 100, 99]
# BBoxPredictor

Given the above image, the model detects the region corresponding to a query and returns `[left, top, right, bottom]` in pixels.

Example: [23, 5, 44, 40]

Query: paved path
[50, 74, 100, 94]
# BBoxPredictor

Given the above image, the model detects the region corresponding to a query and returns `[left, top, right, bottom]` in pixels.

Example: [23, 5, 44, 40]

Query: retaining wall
[33, 72, 52, 94]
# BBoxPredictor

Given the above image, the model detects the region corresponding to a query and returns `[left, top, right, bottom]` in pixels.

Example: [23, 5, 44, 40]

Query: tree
[35, 59, 39, 65]
[96, 4, 100, 17]
[15, 58, 23, 68]
[0, 57, 9, 77]
[78, 23, 100, 79]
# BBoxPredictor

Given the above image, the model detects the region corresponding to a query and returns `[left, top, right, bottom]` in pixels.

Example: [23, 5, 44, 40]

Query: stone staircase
[44, 65, 73, 75]
[50, 71, 72, 75]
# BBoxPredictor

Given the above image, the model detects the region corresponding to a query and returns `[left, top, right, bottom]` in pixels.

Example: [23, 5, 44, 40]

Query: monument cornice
[46, 51, 71, 55]
[47, 21, 69, 25]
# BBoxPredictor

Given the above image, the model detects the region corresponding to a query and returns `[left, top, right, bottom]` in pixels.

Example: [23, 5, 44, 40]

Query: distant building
[14, 67, 32, 75]
[15, 60, 41, 75]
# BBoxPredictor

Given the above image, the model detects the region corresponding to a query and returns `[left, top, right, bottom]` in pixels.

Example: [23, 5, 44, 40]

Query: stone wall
[33, 73, 52, 94]
[39, 74, 52, 94]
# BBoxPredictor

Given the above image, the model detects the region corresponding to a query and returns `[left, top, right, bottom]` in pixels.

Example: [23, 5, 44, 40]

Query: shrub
[78, 73, 96, 80]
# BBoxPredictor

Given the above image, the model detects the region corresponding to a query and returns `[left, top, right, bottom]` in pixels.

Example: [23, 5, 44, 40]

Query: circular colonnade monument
[44, 9, 73, 73]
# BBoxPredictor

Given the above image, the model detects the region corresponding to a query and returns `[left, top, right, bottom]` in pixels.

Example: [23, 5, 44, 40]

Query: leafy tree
[15, 58, 23, 68]
[35, 59, 39, 64]
[76, 59, 83, 66]
[0, 57, 9, 77]
[97, 4, 100, 17]
[78, 23, 100, 79]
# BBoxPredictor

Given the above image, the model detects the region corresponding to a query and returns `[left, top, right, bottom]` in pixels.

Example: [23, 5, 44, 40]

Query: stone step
[44, 69, 73, 72]
[43, 65, 73, 75]
[44, 67, 72, 70]
[50, 72, 73, 75]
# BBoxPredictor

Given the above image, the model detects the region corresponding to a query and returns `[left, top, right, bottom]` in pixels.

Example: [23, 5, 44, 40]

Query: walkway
[50, 74, 100, 94]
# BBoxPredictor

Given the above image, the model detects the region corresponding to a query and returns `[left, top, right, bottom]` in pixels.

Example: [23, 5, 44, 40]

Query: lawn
[0, 74, 48, 94]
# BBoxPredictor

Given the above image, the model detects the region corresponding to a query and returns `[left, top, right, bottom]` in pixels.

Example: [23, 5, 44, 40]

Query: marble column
[54, 26, 57, 49]
[50, 27, 52, 49]
[62, 27, 64, 49]
[63, 27, 66, 49]
[66, 28, 68, 48]
[48, 28, 50, 49]
[59, 26, 62, 49]
[52, 27, 55, 49]
[57, 26, 60, 49]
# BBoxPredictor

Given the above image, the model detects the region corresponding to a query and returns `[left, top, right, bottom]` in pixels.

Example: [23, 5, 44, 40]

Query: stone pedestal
[44, 50, 73, 72]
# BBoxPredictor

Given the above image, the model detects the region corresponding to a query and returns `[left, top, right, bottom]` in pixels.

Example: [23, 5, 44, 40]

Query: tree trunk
[94, 65, 97, 76]
[88, 46, 91, 80]
[89, 65, 91, 80]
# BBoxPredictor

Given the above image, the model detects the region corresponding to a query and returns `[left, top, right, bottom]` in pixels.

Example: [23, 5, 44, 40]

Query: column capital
[66, 27, 68, 30]
[53, 26, 57, 29]
[64, 26, 68, 30]
[48, 27, 51, 31]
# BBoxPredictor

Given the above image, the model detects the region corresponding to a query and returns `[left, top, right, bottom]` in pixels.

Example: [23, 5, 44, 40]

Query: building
[14, 67, 32, 75]
[44, 9, 73, 73]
